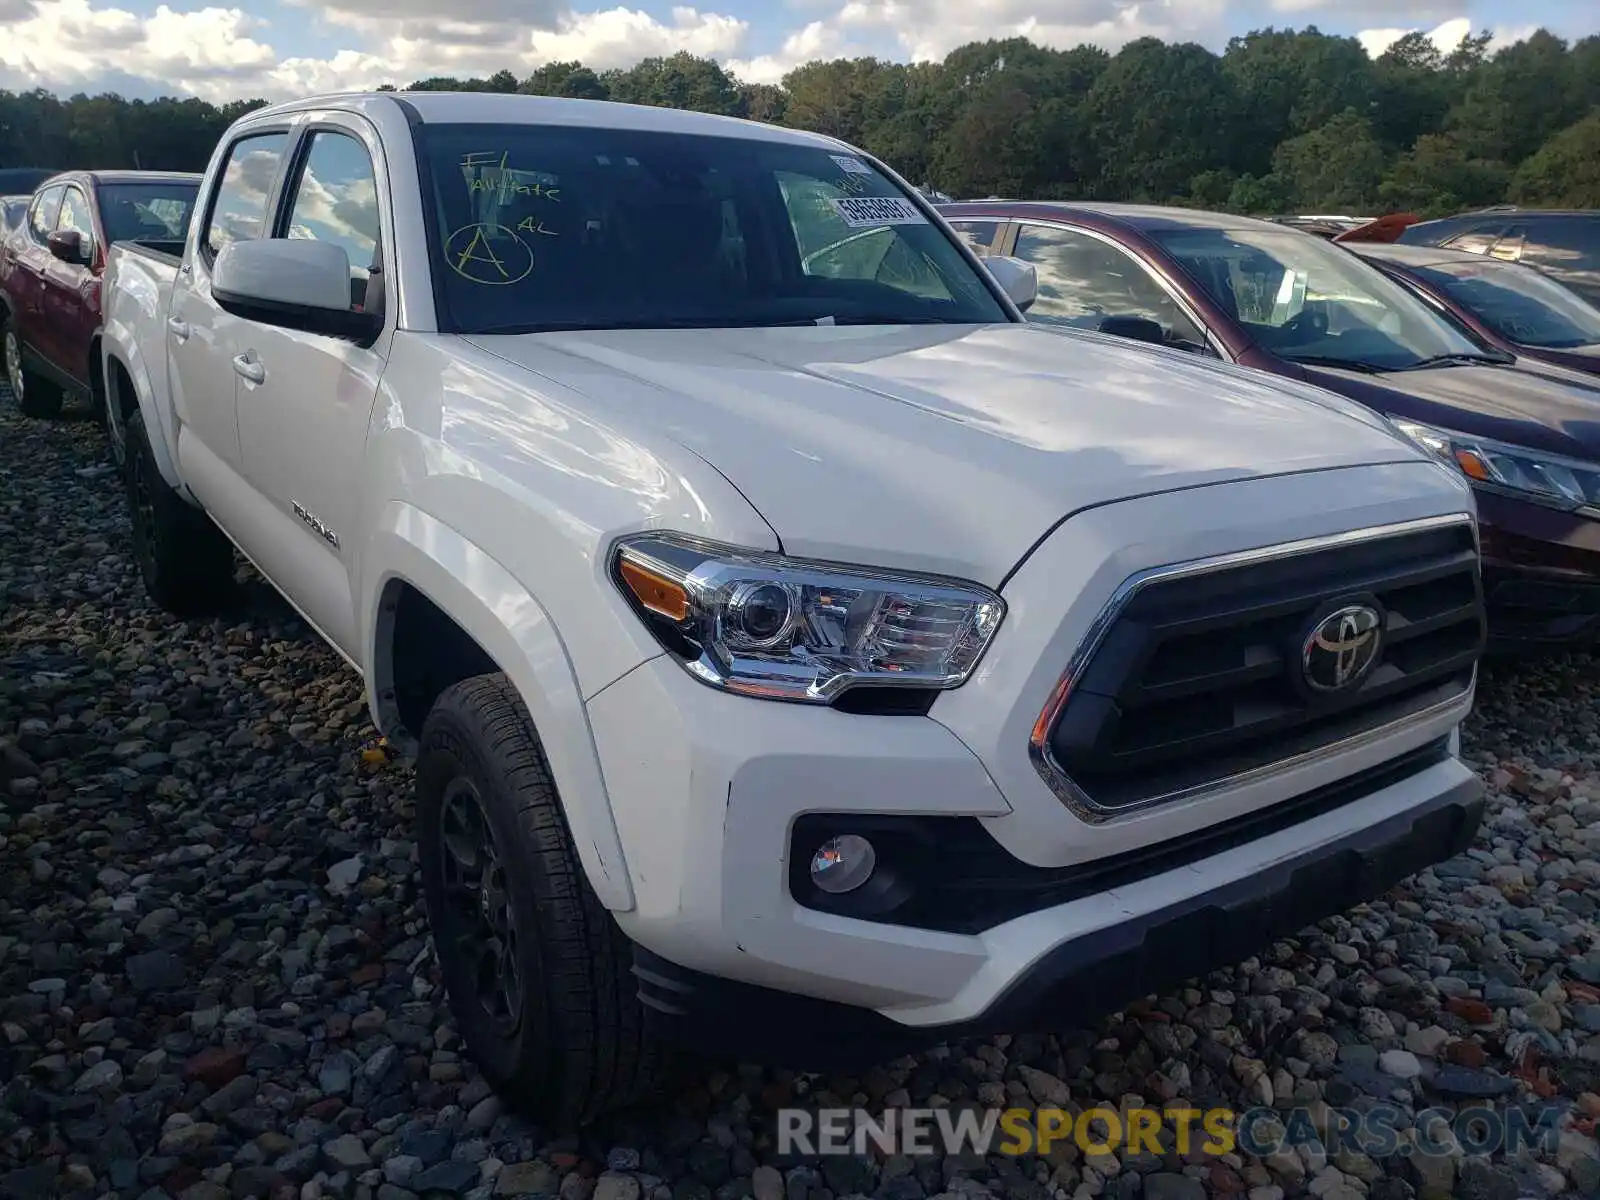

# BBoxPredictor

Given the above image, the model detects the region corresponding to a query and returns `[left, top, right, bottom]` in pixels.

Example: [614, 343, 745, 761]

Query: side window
[28, 186, 64, 244]
[1442, 226, 1504, 256]
[947, 220, 999, 256]
[282, 130, 383, 312]
[204, 132, 290, 260]
[56, 187, 96, 261]
[1011, 223, 1207, 350]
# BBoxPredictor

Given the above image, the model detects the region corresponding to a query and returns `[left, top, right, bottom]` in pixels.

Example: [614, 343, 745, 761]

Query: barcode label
[829, 196, 927, 228]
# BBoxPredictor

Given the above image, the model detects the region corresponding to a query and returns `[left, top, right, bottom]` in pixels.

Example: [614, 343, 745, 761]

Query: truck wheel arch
[104, 344, 180, 488]
[363, 502, 637, 913]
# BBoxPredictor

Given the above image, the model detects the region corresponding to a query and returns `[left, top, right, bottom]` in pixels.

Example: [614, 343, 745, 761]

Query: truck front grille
[1033, 517, 1483, 817]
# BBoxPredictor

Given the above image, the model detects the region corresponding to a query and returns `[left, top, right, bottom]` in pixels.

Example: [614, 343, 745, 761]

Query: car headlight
[610, 532, 1005, 703]
[1390, 418, 1600, 518]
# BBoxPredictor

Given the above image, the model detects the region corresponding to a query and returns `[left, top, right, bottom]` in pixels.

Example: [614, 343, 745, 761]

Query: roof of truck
[243, 90, 852, 150]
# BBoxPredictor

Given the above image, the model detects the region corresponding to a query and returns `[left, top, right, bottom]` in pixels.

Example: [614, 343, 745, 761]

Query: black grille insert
[1040, 521, 1483, 813]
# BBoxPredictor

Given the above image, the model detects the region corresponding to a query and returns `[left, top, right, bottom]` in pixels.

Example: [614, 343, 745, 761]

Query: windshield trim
[399, 102, 1021, 336]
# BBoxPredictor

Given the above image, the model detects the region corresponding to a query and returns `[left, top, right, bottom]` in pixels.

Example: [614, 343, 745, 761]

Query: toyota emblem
[1302, 603, 1384, 693]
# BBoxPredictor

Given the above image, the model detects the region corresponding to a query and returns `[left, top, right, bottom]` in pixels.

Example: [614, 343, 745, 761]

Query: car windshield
[97, 182, 200, 245]
[413, 122, 1008, 333]
[1406, 258, 1600, 350]
[1154, 226, 1486, 370]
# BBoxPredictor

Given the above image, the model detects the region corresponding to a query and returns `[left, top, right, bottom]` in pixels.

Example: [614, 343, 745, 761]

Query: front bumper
[1476, 491, 1600, 649]
[631, 765, 1483, 1068]
[583, 462, 1484, 1049]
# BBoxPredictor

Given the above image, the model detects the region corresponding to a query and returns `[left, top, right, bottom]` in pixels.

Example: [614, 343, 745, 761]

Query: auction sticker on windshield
[830, 196, 927, 228]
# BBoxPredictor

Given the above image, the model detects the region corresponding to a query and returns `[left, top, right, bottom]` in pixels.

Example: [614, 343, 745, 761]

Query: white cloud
[1355, 16, 1542, 59]
[723, 20, 862, 84]
[831, 0, 1229, 62]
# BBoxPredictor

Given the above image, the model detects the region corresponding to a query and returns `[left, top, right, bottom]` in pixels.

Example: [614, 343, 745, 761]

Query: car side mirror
[212, 238, 380, 344]
[47, 229, 87, 264]
[983, 255, 1037, 313]
[1097, 315, 1167, 346]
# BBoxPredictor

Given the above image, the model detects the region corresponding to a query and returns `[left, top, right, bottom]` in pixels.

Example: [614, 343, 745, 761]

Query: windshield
[97, 182, 200, 245]
[1406, 258, 1600, 350]
[1154, 226, 1485, 370]
[414, 122, 1008, 333]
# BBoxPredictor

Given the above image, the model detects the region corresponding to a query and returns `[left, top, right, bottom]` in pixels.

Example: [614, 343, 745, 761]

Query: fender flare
[360, 501, 637, 912]
[102, 322, 182, 490]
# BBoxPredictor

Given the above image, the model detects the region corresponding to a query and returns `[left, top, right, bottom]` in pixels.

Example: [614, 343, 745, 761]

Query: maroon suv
[1, 170, 200, 419]
[942, 200, 1600, 651]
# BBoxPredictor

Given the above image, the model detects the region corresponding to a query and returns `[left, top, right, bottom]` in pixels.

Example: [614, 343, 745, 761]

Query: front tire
[124, 408, 236, 615]
[417, 673, 666, 1125]
[3, 319, 63, 419]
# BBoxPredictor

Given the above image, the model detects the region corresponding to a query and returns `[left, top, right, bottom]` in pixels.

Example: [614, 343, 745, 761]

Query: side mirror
[1097, 315, 1167, 346]
[47, 229, 87, 264]
[983, 255, 1037, 313]
[212, 238, 379, 343]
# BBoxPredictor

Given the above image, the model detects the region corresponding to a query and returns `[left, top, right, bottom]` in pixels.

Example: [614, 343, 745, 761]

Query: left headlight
[1390, 418, 1600, 518]
[610, 532, 1006, 704]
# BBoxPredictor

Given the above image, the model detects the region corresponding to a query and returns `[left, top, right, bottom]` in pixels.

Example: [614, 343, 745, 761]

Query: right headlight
[1390, 418, 1600, 518]
[610, 532, 1005, 704]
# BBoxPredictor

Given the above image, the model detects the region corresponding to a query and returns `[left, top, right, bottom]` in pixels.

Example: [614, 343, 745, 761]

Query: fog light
[809, 835, 876, 895]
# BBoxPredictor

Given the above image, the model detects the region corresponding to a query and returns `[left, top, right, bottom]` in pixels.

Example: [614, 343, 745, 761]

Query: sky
[0, 0, 1592, 105]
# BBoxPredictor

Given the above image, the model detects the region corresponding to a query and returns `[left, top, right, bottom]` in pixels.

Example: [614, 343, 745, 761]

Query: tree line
[1, 26, 1597, 215]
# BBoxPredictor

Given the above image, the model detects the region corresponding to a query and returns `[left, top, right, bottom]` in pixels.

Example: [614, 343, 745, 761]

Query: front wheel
[417, 673, 667, 1125]
[3, 319, 63, 419]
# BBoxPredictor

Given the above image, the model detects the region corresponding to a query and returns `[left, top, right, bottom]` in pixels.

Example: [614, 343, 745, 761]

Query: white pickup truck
[103, 90, 1489, 1124]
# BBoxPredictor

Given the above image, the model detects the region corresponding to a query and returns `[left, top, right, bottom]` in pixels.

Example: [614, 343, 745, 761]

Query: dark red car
[941, 200, 1600, 651]
[1348, 242, 1600, 381]
[1, 170, 200, 419]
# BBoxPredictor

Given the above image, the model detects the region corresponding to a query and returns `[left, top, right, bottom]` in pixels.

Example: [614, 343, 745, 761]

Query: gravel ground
[5, 395, 1600, 1200]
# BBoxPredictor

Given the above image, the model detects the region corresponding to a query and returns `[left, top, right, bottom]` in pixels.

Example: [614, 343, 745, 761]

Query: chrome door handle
[167, 317, 189, 341]
[232, 353, 265, 385]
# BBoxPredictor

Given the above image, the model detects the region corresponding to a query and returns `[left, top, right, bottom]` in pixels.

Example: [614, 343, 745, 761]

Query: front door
[234, 119, 394, 656]
[169, 129, 292, 478]
[36, 183, 98, 387]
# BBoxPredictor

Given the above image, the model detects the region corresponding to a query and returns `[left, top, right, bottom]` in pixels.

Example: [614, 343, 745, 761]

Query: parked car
[1350, 242, 1600, 380]
[104, 91, 1486, 1123]
[942, 200, 1600, 649]
[1395, 208, 1600, 307]
[1, 169, 201, 419]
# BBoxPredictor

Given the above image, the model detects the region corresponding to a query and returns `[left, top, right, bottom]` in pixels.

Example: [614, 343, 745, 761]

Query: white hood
[467, 322, 1433, 585]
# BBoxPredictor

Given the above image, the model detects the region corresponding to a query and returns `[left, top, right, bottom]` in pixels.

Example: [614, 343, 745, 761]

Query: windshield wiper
[1279, 353, 1389, 375]
[1400, 351, 1516, 370]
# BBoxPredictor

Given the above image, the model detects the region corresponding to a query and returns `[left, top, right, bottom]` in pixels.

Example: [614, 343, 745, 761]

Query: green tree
[519, 61, 609, 99]
[1222, 28, 1375, 172]
[1270, 109, 1387, 211]
[1379, 133, 1508, 215]
[1510, 110, 1600, 207]
[603, 51, 744, 115]
[1449, 29, 1587, 164]
[1082, 38, 1238, 201]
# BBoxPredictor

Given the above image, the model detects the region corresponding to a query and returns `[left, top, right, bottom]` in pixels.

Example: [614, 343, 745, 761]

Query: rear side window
[946, 220, 1000, 255]
[28, 185, 64, 243]
[204, 132, 290, 259]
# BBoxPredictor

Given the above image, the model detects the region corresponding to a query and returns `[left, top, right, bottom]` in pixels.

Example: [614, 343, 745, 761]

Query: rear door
[36, 183, 98, 387]
[169, 128, 293, 474]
